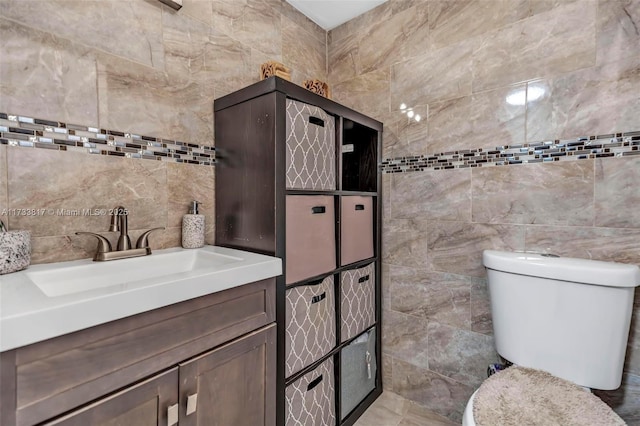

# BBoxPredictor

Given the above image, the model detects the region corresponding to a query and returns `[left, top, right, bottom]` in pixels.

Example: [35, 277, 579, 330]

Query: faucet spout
[111, 206, 132, 251]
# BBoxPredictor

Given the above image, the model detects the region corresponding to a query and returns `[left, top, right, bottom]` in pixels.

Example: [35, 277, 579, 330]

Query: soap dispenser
[182, 201, 205, 249]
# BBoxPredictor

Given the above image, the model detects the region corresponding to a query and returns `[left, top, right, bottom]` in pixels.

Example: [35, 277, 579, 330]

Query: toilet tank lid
[483, 250, 640, 288]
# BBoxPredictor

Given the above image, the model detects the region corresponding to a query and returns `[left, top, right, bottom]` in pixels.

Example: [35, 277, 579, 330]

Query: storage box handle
[355, 204, 365, 211]
[311, 206, 326, 214]
[311, 292, 326, 304]
[358, 275, 370, 283]
[307, 374, 323, 391]
[308, 116, 325, 127]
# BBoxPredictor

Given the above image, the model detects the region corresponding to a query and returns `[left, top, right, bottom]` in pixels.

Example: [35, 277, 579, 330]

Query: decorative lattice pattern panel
[285, 276, 336, 377]
[341, 263, 376, 343]
[285, 357, 336, 426]
[285, 99, 336, 190]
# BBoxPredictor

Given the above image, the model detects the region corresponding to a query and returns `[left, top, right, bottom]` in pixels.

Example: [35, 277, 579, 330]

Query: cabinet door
[43, 368, 178, 426]
[180, 324, 276, 426]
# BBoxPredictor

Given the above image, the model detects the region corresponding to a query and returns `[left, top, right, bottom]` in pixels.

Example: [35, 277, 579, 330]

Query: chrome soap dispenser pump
[182, 200, 205, 249]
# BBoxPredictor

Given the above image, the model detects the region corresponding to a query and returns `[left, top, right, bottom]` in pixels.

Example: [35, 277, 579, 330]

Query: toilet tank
[483, 250, 640, 390]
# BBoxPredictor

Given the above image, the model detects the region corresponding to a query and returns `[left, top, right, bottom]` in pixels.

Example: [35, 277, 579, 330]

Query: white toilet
[462, 250, 640, 426]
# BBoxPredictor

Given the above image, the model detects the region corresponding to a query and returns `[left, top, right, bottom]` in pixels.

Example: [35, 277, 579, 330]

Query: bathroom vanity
[0, 246, 281, 426]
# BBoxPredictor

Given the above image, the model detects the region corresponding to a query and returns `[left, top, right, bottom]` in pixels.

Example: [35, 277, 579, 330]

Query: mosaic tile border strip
[381, 131, 640, 174]
[0, 112, 215, 166]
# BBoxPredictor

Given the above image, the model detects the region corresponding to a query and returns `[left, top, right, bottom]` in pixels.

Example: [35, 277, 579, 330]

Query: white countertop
[0, 246, 282, 352]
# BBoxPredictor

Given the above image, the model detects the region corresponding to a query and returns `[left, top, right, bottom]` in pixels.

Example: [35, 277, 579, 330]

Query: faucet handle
[76, 232, 113, 257]
[136, 227, 165, 249]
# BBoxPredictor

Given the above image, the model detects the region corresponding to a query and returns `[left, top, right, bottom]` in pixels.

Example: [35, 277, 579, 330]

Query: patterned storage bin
[341, 262, 375, 343]
[286, 195, 336, 285]
[285, 275, 336, 377]
[285, 356, 336, 426]
[340, 196, 374, 266]
[341, 328, 377, 420]
[285, 99, 336, 191]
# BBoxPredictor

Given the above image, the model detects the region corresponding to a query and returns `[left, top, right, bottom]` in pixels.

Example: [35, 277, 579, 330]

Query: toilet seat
[462, 367, 625, 426]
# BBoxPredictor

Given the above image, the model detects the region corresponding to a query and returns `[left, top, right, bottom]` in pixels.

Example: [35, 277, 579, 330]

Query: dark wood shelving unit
[214, 76, 383, 426]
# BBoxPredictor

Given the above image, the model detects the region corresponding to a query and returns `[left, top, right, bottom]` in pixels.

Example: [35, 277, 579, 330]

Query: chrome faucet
[76, 206, 164, 261]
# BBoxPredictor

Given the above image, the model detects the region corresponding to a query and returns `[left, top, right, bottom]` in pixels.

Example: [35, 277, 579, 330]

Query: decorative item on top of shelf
[261, 60, 292, 81]
[0, 220, 31, 274]
[302, 79, 331, 99]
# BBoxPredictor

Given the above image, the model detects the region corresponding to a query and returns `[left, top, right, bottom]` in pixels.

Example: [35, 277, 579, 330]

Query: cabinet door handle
[167, 403, 179, 426]
[308, 116, 325, 127]
[186, 393, 198, 416]
[311, 206, 326, 214]
[355, 204, 365, 211]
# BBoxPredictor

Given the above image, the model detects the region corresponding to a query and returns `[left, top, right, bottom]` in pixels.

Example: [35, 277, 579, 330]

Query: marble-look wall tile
[528, 0, 580, 15]
[328, 1, 392, 44]
[0, 18, 98, 125]
[327, 32, 360, 85]
[594, 373, 640, 424]
[390, 266, 472, 330]
[382, 218, 429, 268]
[211, 0, 282, 57]
[427, 85, 525, 154]
[470, 278, 492, 335]
[390, 168, 471, 221]
[383, 354, 394, 392]
[279, 0, 326, 44]
[471, 161, 595, 226]
[524, 226, 640, 265]
[30, 235, 97, 265]
[428, 0, 530, 50]
[161, 7, 210, 84]
[427, 221, 525, 277]
[332, 70, 390, 121]
[383, 105, 429, 158]
[0, 0, 165, 69]
[427, 322, 497, 388]
[391, 41, 474, 107]
[358, 3, 429, 72]
[7, 147, 167, 238]
[176, 0, 214, 26]
[282, 15, 327, 83]
[526, 56, 640, 141]
[382, 263, 391, 311]
[595, 155, 640, 229]
[627, 291, 640, 376]
[472, 0, 596, 92]
[382, 173, 391, 219]
[392, 358, 475, 422]
[596, 0, 640, 66]
[167, 163, 215, 245]
[97, 53, 215, 146]
[383, 310, 430, 369]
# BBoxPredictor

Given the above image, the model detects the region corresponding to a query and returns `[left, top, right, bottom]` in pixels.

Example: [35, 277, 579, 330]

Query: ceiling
[286, 0, 388, 30]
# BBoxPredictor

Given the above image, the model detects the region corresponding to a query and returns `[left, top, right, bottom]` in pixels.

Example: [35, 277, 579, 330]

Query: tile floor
[353, 391, 457, 426]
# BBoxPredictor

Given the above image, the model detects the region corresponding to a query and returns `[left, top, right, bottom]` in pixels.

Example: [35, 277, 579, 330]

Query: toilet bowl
[463, 250, 640, 425]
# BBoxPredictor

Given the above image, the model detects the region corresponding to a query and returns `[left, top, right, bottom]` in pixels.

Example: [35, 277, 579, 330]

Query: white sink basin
[26, 248, 243, 297]
[0, 245, 282, 352]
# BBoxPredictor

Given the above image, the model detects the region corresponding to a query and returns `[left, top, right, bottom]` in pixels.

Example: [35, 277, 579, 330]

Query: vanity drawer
[285, 275, 336, 377]
[4, 279, 275, 426]
[340, 196, 374, 266]
[341, 328, 377, 420]
[340, 262, 376, 343]
[285, 356, 336, 426]
[285, 99, 336, 191]
[286, 195, 336, 285]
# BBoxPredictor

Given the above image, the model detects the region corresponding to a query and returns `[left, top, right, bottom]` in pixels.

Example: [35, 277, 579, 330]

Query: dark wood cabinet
[214, 77, 383, 426]
[0, 279, 276, 426]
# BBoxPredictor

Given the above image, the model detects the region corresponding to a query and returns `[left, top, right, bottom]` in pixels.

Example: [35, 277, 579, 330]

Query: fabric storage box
[286, 195, 336, 285]
[285, 356, 336, 426]
[285, 275, 336, 377]
[340, 196, 374, 266]
[341, 328, 377, 420]
[340, 262, 376, 343]
[285, 99, 336, 191]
